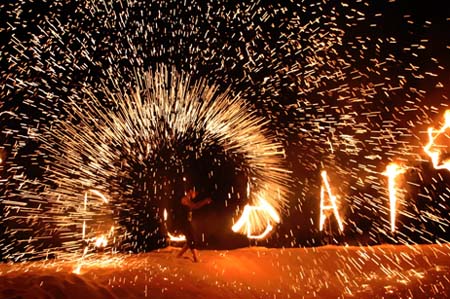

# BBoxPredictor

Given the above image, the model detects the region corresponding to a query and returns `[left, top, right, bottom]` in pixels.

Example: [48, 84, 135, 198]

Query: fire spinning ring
[42, 65, 291, 251]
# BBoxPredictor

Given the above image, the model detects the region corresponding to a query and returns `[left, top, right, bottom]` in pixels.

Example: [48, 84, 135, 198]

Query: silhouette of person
[176, 188, 212, 262]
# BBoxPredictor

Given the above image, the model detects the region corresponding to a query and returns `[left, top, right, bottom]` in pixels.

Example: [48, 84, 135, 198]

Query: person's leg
[190, 248, 199, 262]
[183, 224, 198, 262]
[188, 236, 199, 262]
[177, 244, 189, 258]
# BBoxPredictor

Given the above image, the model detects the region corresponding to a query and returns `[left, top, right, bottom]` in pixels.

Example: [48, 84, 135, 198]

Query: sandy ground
[1, 244, 449, 299]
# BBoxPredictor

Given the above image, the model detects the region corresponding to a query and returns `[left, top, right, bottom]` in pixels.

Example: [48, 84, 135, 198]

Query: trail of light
[167, 233, 186, 242]
[258, 196, 281, 223]
[424, 110, 450, 171]
[74, 190, 114, 274]
[36, 66, 290, 249]
[319, 170, 344, 232]
[72, 246, 88, 275]
[382, 163, 406, 232]
[82, 189, 110, 240]
[162, 208, 187, 242]
[247, 223, 273, 240]
[232, 195, 280, 239]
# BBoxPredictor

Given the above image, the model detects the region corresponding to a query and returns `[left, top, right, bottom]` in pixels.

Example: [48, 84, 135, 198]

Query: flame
[232, 195, 280, 239]
[382, 163, 406, 232]
[94, 235, 108, 248]
[162, 208, 186, 242]
[319, 170, 344, 232]
[72, 266, 81, 275]
[424, 109, 450, 171]
[167, 233, 186, 242]
[163, 208, 168, 221]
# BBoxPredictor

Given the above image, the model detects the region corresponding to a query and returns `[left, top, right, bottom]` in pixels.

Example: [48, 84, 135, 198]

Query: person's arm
[191, 197, 212, 210]
[181, 196, 195, 209]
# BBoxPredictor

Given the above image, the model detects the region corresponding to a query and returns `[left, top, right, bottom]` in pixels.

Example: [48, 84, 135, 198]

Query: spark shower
[0, 0, 449, 262]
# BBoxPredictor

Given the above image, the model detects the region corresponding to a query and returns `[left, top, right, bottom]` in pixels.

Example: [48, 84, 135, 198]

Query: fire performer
[176, 188, 212, 262]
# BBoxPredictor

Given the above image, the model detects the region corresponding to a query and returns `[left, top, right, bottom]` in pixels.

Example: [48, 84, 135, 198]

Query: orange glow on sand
[424, 110, 450, 171]
[319, 170, 344, 232]
[383, 163, 406, 232]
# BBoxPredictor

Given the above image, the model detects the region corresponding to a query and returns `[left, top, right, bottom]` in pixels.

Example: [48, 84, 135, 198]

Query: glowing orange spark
[319, 170, 344, 232]
[382, 163, 406, 232]
[232, 195, 280, 239]
[424, 110, 450, 171]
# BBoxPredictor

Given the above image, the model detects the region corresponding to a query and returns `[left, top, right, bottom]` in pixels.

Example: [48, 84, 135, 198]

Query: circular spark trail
[39, 65, 290, 251]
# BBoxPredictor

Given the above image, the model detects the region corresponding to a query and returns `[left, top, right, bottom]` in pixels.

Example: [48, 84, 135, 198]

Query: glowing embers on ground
[424, 109, 450, 171]
[232, 194, 280, 239]
[382, 163, 406, 233]
[319, 170, 344, 232]
[163, 209, 186, 242]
